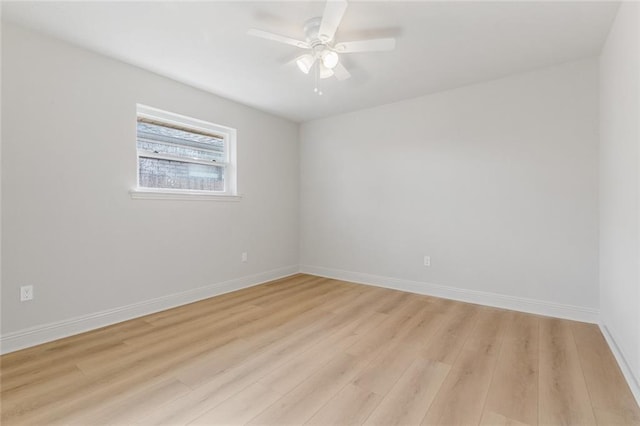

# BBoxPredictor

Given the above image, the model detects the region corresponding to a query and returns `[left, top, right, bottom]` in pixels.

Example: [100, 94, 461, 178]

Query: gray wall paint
[1, 24, 299, 334]
[300, 58, 599, 310]
[599, 1, 640, 388]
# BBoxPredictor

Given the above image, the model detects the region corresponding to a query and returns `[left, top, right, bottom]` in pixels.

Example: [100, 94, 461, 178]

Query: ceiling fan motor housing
[304, 17, 327, 46]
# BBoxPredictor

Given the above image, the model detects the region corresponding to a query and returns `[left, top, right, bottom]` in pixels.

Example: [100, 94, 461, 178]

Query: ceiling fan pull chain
[313, 61, 318, 93]
[314, 60, 323, 96]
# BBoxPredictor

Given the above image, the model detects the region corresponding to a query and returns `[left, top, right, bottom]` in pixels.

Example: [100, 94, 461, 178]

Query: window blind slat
[137, 117, 224, 140]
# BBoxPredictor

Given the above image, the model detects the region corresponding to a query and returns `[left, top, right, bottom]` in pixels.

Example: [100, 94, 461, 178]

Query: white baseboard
[300, 265, 599, 323]
[599, 323, 640, 406]
[0, 265, 299, 355]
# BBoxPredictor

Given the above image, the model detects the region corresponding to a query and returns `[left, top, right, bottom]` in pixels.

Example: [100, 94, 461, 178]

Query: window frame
[130, 104, 240, 201]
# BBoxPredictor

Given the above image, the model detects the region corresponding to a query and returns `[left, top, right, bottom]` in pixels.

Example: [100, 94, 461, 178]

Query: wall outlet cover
[20, 285, 34, 302]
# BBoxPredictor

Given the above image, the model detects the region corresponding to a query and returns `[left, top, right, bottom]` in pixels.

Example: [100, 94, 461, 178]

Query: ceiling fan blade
[247, 29, 310, 49]
[318, 0, 348, 42]
[334, 38, 396, 53]
[333, 62, 351, 81]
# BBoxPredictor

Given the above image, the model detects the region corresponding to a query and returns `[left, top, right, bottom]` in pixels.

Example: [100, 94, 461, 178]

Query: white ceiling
[2, 1, 619, 122]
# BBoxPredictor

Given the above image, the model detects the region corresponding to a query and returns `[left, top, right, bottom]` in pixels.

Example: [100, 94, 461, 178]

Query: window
[132, 105, 238, 200]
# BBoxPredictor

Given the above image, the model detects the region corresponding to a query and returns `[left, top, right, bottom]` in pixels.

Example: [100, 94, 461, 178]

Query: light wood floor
[1, 274, 639, 425]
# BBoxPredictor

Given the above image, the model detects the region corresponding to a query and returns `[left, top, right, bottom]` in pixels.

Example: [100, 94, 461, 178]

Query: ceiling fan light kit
[248, 0, 396, 95]
[321, 50, 339, 69]
[296, 54, 315, 74]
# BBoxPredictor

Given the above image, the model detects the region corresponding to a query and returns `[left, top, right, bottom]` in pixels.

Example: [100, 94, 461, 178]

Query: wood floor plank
[3, 286, 347, 424]
[248, 276, 333, 307]
[164, 308, 383, 423]
[0, 365, 92, 422]
[345, 300, 432, 359]
[421, 309, 509, 425]
[126, 303, 261, 344]
[353, 308, 442, 396]
[538, 318, 597, 426]
[419, 302, 480, 364]
[140, 274, 312, 327]
[3, 368, 181, 425]
[258, 311, 388, 394]
[480, 411, 531, 426]
[80, 282, 347, 383]
[247, 352, 371, 425]
[306, 384, 382, 426]
[76, 305, 268, 377]
[177, 294, 386, 394]
[363, 357, 450, 426]
[483, 311, 539, 426]
[135, 390, 221, 425]
[175, 307, 334, 389]
[2, 274, 638, 425]
[330, 285, 389, 315]
[0, 319, 155, 378]
[62, 378, 192, 425]
[571, 322, 640, 425]
[1, 361, 93, 395]
[592, 407, 640, 426]
[376, 291, 412, 315]
[187, 382, 282, 426]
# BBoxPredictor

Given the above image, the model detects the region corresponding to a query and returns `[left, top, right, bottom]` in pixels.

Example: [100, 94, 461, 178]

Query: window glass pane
[138, 157, 225, 191]
[137, 140, 224, 162]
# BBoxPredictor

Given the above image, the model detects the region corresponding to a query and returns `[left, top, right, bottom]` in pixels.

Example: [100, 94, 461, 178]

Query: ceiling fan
[248, 0, 396, 86]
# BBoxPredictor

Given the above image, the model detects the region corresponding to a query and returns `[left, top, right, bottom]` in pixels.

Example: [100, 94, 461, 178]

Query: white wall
[300, 58, 600, 318]
[599, 1, 640, 397]
[1, 24, 299, 342]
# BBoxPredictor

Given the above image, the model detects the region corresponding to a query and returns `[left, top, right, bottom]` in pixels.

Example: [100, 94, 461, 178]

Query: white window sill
[129, 188, 242, 201]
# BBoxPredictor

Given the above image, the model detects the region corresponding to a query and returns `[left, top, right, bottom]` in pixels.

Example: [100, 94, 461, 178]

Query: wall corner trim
[599, 323, 640, 406]
[300, 264, 599, 323]
[0, 265, 299, 355]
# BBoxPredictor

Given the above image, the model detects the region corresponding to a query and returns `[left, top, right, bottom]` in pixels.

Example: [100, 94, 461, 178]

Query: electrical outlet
[20, 285, 34, 302]
[241, 252, 248, 263]
[423, 256, 431, 267]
